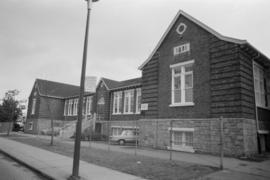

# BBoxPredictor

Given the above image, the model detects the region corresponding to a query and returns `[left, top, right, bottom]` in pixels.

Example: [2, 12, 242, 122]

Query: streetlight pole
[70, 1, 98, 179]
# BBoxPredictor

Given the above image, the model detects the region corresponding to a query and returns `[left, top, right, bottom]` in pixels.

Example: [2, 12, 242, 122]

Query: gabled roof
[99, 77, 142, 91]
[35, 79, 81, 99]
[138, 10, 269, 70]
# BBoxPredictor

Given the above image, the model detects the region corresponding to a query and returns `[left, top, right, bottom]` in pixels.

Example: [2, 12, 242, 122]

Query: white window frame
[31, 98, 36, 115]
[68, 99, 73, 116]
[64, 100, 68, 116]
[113, 91, 122, 114]
[174, 43, 190, 56]
[135, 88, 141, 114]
[168, 127, 194, 152]
[73, 98, 78, 116]
[86, 96, 92, 115]
[253, 62, 267, 108]
[170, 60, 194, 107]
[124, 89, 134, 114]
[28, 122, 33, 130]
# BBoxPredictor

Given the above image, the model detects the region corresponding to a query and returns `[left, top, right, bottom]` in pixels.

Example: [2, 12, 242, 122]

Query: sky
[0, 0, 269, 101]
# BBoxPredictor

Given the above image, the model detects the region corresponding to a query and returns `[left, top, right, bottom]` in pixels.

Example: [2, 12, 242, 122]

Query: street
[0, 153, 47, 180]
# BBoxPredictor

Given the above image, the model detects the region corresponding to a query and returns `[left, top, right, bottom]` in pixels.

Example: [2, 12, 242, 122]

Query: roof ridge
[36, 78, 79, 88]
[119, 77, 142, 83]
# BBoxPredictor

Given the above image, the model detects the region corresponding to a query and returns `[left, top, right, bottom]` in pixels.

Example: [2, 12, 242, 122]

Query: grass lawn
[6, 134, 218, 180]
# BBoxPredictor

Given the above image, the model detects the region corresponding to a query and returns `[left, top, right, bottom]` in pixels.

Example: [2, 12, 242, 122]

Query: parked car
[110, 130, 138, 145]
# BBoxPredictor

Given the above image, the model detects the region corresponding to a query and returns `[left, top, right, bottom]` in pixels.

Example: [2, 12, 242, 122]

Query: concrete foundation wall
[25, 118, 68, 134]
[138, 118, 257, 156]
[105, 118, 258, 156]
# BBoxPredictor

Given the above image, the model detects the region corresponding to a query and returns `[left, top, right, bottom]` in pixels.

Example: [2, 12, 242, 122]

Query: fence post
[169, 120, 173, 161]
[135, 120, 138, 156]
[219, 116, 224, 170]
[107, 121, 110, 151]
[155, 120, 158, 148]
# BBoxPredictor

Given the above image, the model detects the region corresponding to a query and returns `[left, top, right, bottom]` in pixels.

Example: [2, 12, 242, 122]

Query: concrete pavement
[4, 133, 270, 180]
[0, 137, 145, 180]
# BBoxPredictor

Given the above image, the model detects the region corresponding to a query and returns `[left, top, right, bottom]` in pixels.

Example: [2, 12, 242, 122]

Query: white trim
[123, 89, 134, 114]
[257, 105, 270, 110]
[258, 130, 269, 134]
[170, 60, 194, 68]
[111, 126, 138, 129]
[97, 78, 141, 91]
[73, 98, 78, 116]
[168, 127, 195, 153]
[171, 60, 194, 105]
[112, 91, 122, 114]
[31, 98, 36, 115]
[138, 10, 247, 70]
[253, 61, 267, 108]
[168, 127, 194, 132]
[135, 88, 141, 114]
[176, 23, 187, 35]
[173, 43, 190, 56]
[169, 102, 194, 107]
[110, 84, 141, 91]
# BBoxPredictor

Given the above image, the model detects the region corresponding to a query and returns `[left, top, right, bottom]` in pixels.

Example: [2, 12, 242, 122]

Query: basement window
[168, 127, 194, 152]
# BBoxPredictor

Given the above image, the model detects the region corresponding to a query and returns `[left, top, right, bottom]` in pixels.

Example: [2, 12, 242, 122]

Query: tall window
[86, 96, 92, 115]
[64, 100, 68, 116]
[68, 99, 73, 116]
[124, 89, 134, 114]
[73, 99, 78, 115]
[31, 98, 36, 115]
[135, 88, 141, 114]
[170, 60, 194, 106]
[113, 91, 122, 114]
[253, 62, 266, 107]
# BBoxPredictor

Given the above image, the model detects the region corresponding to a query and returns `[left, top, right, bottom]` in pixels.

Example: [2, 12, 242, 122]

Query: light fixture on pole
[69, 0, 99, 180]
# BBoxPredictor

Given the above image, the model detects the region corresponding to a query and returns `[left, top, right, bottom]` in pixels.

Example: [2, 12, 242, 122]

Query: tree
[0, 98, 22, 135]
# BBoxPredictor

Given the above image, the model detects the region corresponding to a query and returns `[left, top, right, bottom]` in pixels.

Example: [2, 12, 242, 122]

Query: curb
[0, 148, 56, 180]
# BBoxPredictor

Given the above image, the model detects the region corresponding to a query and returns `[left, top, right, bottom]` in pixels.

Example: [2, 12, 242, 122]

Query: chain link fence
[79, 117, 259, 169]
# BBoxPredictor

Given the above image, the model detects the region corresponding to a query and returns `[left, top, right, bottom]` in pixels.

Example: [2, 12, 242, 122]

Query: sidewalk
[8, 132, 270, 180]
[0, 137, 145, 180]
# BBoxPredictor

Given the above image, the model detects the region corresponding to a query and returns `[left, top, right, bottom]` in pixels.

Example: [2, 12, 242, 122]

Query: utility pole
[69, 1, 99, 179]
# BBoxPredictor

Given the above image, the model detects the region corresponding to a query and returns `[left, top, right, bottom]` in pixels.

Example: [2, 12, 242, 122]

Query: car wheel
[119, 139, 125, 145]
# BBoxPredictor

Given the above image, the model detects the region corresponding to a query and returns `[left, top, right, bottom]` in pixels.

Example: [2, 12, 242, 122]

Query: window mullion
[181, 66, 185, 103]
[172, 69, 175, 104]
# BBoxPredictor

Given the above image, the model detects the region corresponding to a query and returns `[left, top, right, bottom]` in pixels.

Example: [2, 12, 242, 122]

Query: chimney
[85, 76, 97, 92]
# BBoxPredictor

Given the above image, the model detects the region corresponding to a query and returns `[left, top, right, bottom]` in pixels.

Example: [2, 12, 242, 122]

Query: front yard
[5, 134, 218, 180]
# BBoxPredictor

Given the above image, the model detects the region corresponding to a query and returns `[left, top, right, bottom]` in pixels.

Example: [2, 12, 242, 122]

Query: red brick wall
[38, 96, 64, 120]
[156, 15, 212, 118]
[110, 87, 142, 121]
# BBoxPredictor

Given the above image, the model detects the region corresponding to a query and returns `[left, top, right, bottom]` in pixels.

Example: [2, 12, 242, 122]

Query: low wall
[138, 118, 258, 156]
[105, 118, 258, 156]
[25, 118, 69, 134]
[0, 122, 13, 133]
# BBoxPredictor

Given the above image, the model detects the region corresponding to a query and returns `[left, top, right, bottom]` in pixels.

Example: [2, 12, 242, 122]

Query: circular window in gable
[176, 23, 187, 35]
